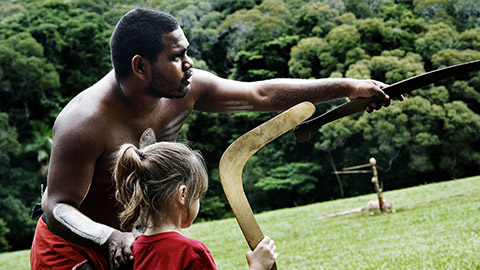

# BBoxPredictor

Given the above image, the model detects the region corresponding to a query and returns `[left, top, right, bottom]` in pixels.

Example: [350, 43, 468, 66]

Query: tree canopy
[0, 0, 479, 251]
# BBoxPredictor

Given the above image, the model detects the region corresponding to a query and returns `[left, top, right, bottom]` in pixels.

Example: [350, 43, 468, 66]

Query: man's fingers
[384, 99, 391, 107]
[372, 100, 389, 109]
[114, 250, 126, 267]
[377, 90, 389, 100]
[112, 255, 120, 269]
[114, 243, 134, 268]
[371, 80, 389, 100]
[372, 79, 388, 89]
[373, 80, 406, 102]
[108, 245, 117, 269]
[105, 231, 137, 269]
[363, 80, 407, 113]
[123, 245, 134, 261]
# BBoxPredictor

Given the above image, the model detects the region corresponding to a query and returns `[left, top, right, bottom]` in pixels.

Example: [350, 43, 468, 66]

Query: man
[30, 8, 397, 270]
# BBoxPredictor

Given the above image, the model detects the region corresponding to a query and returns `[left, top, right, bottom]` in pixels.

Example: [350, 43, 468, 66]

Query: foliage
[255, 162, 323, 205]
[1, 0, 480, 252]
[415, 22, 458, 61]
[0, 113, 20, 155]
[0, 31, 60, 129]
[0, 113, 40, 250]
[0, 196, 38, 250]
[315, 96, 480, 191]
[23, 120, 53, 177]
[296, 1, 341, 37]
[1, 0, 113, 132]
[0, 219, 10, 252]
[0, 0, 112, 252]
[289, 37, 326, 78]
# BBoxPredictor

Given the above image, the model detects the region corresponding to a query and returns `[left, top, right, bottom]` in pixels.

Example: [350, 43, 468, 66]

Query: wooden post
[369, 157, 385, 213]
[333, 157, 388, 213]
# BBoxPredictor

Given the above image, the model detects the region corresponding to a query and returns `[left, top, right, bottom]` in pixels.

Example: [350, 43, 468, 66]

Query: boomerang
[294, 59, 480, 142]
[219, 102, 316, 270]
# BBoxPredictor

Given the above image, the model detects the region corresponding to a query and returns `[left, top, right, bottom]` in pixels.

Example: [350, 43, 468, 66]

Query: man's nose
[183, 55, 194, 70]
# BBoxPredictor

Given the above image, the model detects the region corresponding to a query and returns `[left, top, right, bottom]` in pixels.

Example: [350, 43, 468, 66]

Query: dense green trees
[0, 1, 113, 250]
[0, 113, 39, 251]
[1, 0, 479, 251]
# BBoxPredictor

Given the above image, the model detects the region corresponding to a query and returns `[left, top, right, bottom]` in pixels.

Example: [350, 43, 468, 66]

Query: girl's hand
[246, 236, 278, 270]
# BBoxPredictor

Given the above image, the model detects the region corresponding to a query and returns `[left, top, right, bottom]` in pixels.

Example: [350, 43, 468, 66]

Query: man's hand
[246, 236, 278, 270]
[103, 230, 140, 269]
[347, 79, 404, 113]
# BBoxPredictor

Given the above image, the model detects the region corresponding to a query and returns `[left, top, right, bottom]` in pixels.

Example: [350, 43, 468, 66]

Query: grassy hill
[2, 176, 480, 269]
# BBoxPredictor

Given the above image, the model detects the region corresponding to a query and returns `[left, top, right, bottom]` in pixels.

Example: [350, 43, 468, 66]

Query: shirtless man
[30, 8, 396, 270]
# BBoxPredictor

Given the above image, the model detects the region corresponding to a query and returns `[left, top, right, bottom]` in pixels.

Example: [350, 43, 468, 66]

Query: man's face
[145, 28, 194, 99]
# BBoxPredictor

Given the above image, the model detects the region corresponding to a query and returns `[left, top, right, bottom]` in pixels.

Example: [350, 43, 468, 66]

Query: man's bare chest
[97, 105, 193, 171]
[151, 108, 192, 142]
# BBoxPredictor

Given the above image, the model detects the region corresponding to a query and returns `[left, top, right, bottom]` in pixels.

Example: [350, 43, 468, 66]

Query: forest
[0, 0, 479, 252]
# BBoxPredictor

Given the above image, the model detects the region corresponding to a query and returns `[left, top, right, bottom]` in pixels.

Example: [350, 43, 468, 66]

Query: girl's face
[181, 198, 199, 229]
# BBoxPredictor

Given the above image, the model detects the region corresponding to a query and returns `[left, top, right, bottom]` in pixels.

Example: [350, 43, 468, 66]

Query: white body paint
[220, 100, 254, 112]
[161, 110, 190, 141]
[53, 203, 114, 246]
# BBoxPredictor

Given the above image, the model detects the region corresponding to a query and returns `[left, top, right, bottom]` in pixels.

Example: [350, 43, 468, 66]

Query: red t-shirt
[132, 231, 217, 270]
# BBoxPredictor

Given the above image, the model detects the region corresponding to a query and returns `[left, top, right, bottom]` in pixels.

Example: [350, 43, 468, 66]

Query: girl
[114, 142, 277, 269]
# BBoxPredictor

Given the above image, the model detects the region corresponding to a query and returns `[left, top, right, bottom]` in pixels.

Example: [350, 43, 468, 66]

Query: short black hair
[110, 9, 179, 78]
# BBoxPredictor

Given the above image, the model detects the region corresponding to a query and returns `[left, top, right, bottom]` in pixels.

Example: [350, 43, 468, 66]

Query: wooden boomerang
[219, 102, 316, 270]
[294, 59, 480, 142]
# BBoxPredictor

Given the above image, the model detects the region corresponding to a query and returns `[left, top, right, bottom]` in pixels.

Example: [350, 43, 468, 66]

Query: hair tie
[137, 150, 145, 159]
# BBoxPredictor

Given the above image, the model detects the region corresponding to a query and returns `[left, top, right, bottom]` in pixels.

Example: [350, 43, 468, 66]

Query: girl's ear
[131, 55, 151, 81]
[177, 185, 187, 206]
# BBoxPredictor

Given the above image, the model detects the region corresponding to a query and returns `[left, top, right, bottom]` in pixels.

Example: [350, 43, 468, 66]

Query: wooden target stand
[333, 157, 388, 213]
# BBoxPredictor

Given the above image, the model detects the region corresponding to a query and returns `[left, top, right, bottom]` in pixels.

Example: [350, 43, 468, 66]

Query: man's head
[110, 8, 179, 79]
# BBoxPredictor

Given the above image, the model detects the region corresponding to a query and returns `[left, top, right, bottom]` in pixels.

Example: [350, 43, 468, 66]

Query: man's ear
[177, 185, 187, 206]
[131, 55, 150, 81]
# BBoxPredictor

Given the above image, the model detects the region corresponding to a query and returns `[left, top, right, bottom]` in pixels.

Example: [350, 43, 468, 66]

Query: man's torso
[50, 71, 198, 229]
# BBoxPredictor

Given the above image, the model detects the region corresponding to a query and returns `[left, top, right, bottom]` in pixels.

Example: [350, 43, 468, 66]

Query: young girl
[114, 142, 277, 269]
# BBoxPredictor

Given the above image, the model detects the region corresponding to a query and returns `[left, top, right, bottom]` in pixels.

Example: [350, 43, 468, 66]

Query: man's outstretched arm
[191, 69, 395, 113]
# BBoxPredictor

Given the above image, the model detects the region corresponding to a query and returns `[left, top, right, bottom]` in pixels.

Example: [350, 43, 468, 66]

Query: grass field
[1, 176, 479, 269]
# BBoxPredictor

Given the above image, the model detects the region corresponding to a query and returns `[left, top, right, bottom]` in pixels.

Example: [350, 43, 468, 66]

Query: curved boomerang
[294, 59, 480, 142]
[219, 102, 316, 270]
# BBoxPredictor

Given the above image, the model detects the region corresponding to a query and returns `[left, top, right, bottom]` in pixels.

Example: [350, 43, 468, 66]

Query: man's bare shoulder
[55, 93, 105, 134]
[53, 73, 117, 140]
[191, 69, 224, 90]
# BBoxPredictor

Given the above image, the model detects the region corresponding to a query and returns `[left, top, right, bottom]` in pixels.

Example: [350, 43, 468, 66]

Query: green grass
[0, 249, 30, 270]
[2, 176, 480, 269]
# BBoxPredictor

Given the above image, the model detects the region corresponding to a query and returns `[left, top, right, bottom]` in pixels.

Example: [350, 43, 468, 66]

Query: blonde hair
[114, 142, 208, 231]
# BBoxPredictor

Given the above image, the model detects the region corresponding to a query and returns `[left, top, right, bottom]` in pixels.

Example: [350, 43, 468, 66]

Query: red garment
[132, 231, 217, 270]
[30, 217, 109, 270]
